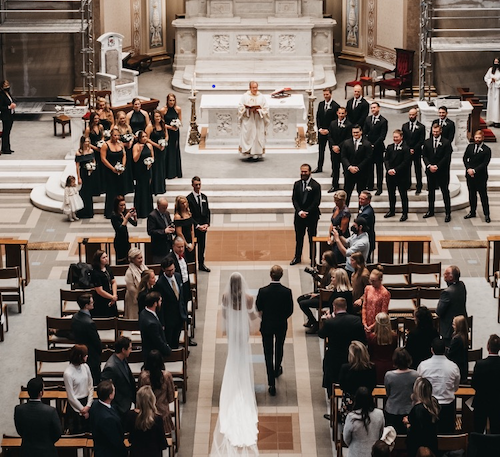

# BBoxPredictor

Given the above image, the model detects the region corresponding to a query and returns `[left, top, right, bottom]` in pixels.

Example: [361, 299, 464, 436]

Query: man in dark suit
[0, 80, 16, 154]
[14, 377, 62, 457]
[290, 163, 321, 265]
[90, 380, 126, 457]
[341, 125, 373, 206]
[71, 293, 102, 385]
[422, 123, 453, 222]
[101, 336, 136, 418]
[471, 334, 500, 433]
[314, 87, 340, 173]
[402, 108, 426, 194]
[186, 176, 211, 272]
[463, 130, 491, 223]
[139, 291, 172, 360]
[358, 191, 375, 262]
[154, 257, 187, 349]
[147, 197, 176, 264]
[384, 129, 411, 222]
[432, 106, 456, 143]
[327, 106, 352, 192]
[346, 84, 369, 129]
[318, 297, 366, 398]
[256, 265, 294, 396]
[363, 102, 388, 195]
[436, 265, 467, 346]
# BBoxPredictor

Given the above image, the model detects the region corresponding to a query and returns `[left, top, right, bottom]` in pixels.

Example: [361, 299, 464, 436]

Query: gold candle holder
[305, 89, 317, 145]
[188, 91, 201, 146]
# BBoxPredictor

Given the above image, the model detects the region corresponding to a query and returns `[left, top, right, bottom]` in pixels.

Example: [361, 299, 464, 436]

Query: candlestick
[193, 72, 196, 91]
[191, 78, 194, 97]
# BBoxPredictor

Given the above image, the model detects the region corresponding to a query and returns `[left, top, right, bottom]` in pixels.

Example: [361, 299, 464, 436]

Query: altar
[199, 94, 306, 148]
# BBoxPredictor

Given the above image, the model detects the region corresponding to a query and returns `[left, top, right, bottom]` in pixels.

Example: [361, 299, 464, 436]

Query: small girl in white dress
[63, 175, 84, 221]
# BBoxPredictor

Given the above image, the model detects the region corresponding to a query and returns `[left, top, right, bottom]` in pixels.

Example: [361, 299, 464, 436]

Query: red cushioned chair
[344, 64, 372, 98]
[379, 48, 415, 102]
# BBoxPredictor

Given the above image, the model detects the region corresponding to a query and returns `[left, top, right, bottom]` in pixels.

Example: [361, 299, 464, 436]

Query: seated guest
[384, 348, 419, 434]
[344, 387, 384, 457]
[327, 190, 351, 264]
[125, 385, 167, 457]
[371, 440, 391, 457]
[327, 267, 354, 315]
[111, 195, 137, 265]
[446, 315, 468, 383]
[361, 267, 390, 333]
[139, 291, 172, 360]
[124, 248, 148, 319]
[405, 306, 439, 369]
[351, 251, 371, 310]
[14, 377, 62, 457]
[137, 269, 156, 315]
[91, 250, 118, 318]
[63, 344, 93, 433]
[367, 312, 398, 384]
[138, 350, 176, 435]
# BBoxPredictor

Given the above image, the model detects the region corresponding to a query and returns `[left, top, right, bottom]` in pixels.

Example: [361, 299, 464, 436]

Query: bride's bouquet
[143, 157, 154, 170]
[114, 162, 125, 174]
[170, 119, 182, 129]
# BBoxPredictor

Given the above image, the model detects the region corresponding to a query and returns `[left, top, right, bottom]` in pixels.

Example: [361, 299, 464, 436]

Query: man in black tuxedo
[101, 336, 136, 418]
[71, 293, 102, 385]
[314, 87, 340, 173]
[358, 191, 375, 262]
[14, 377, 62, 457]
[90, 380, 126, 457]
[147, 197, 176, 264]
[384, 129, 411, 222]
[471, 334, 500, 433]
[346, 84, 369, 129]
[186, 176, 211, 271]
[0, 80, 16, 154]
[463, 130, 491, 223]
[139, 291, 172, 360]
[256, 265, 294, 396]
[432, 106, 456, 143]
[290, 164, 321, 265]
[422, 123, 453, 222]
[154, 257, 187, 349]
[341, 125, 373, 206]
[402, 108, 425, 194]
[363, 102, 388, 195]
[327, 106, 352, 192]
[318, 297, 366, 397]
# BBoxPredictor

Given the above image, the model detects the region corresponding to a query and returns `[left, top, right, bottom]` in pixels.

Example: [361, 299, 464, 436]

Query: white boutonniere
[201, 199, 207, 203]
[373, 117, 379, 124]
[438, 142, 442, 147]
[442, 121, 447, 127]
[306, 186, 312, 192]
[414, 125, 419, 130]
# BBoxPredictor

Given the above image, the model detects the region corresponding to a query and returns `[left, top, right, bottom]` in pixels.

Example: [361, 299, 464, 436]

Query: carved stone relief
[132, 0, 141, 53]
[276, 1, 298, 15]
[346, 0, 359, 48]
[209, 1, 233, 17]
[217, 113, 233, 134]
[273, 113, 289, 133]
[312, 30, 330, 54]
[213, 35, 230, 53]
[279, 35, 295, 53]
[179, 31, 196, 54]
[237, 35, 271, 52]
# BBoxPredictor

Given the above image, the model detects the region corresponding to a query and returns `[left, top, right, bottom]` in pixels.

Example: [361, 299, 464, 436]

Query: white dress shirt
[417, 354, 460, 404]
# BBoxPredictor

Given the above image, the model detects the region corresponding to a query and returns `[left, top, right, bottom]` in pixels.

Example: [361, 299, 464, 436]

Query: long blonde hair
[333, 268, 352, 292]
[135, 385, 158, 431]
[452, 315, 468, 347]
[374, 312, 394, 345]
[411, 377, 440, 423]
[348, 340, 373, 370]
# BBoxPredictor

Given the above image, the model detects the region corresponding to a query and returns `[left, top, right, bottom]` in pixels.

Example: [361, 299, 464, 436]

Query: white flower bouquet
[114, 162, 125, 174]
[122, 133, 134, 143]
[170, 119, 182, 129]
[144, 157, 155, 170]
[96, 140, 105, 148]
[103, 129, 111, 140]
[85, 161, 96, 175]
[158, 138, 167, 147]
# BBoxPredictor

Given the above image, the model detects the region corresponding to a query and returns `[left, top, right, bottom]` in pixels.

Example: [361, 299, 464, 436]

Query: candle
[191, 78, 194, 97]
[308, 71, 312, 91]
[311, 76, 314, 97]
[193, 72, 197, 91]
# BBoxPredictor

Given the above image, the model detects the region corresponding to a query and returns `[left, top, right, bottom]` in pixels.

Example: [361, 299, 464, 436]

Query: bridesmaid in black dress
[160, 93, 182, 179]
[91, 250, 118, 318]
[174, 195, 196, 263]
[75, 136, 95, 219]
[111, 195, 138, 265]
[133, 131, 154, 218]
[85, 112, 105, 196]
[96, 96, 114, 132]
[126, 98, 150, 134]
[101, 127, 126, 219]
[146, 110, 168, 195]
[115, 110, 135, 195]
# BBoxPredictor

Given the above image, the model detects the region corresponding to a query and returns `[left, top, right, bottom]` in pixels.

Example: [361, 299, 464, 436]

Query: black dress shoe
[445, 214, 451, 223]
[423, 211, 434, 218]
[400, 214, 408, 222]
[327, 187, 335, 193]
[188, 339, 198, 347]
[464, 212, 476, 219]
[268, 386, 276, 396]
[275, 366, 283, 378]
[199, 264, 211, 272]
[486, 216, 491, 223]
[323, 414, 331, 421]
[303, 319, 316, 328]
[290, 258, 300, 266]
[7, 150, 14, 153]
[2, 150, 11, 154]
[415, 189, 422, 195]
[375, 189, 382, 196]
[305, 323, 319, 334]
[312, 168, 322, 173]
[384, 211, 395, 218]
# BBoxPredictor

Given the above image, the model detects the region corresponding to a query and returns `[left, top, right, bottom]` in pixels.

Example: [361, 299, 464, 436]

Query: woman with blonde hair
[174, 195, 195, 263]
[367, 312, 398, 383]
[114, 109, 135, 195]
[327, 267, 354, 314]
[124, 248, 148, 319]
[96, 96, 114, 130]
[328, 190, 351, 263]
[125, 385, 167, 457]
[446, 315, 468, 382]
[137, 269, 156, 315]
[360, 266, 390, 332]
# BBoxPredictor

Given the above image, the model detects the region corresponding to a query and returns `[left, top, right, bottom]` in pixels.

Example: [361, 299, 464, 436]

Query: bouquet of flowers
[103, 129, 111, 140]
[114, 162, 125, 174]
[122, 133, 134, 143]
[85, 161, 96, 176]
[158, 138, 167, 148]
[96, 140, 105, 148]
[170, 119, 182, 129]
[144, 157, 155, 170]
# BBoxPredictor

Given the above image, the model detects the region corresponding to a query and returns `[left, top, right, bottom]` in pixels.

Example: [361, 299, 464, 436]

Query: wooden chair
[171, 389, 181, 452]
[386, 286, 418, 313]
[60, 289, 92, 316]
[467, 347, 483, 383]
[0, 295, 7, 341]
[408, 262, 441, 288]
[467, 315, 473, 349]
[35, 348, 72, 385]
[116, 318, 141, 349]
[417, 287, 443, 311]
[0, 267, 24, 313]
[187, 262, 197, 337]
[379, 263, 410, 288]
[468, 432, 500, 457]
[379, 48, 415, 102]
[165, 348, 187, 403]
[344, 64, 372, 98]
[437, 433, 468, 454]
[46, 316, 75, 349]
[1, 434, 89, 457]
[93, 317, 117, 348]
[126, 350, 145, 384]
[109, 264, 129, 288]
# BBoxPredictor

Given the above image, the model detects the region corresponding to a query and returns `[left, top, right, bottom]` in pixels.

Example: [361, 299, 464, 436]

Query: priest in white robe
[238, 81, 270, 159]
[484, 57, 500, 126]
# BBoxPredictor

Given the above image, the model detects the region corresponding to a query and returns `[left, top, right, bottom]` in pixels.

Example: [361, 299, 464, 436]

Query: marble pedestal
[418, 100, 473, 152]
[63, 106, 88, 159]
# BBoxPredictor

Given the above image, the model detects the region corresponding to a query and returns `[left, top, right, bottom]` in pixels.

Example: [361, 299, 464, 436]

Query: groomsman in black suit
[314, 88, 340, 173]
[186, 176, 211, 271]
[363, 102, 388, 195]
[290, 164, 321, 265]
[327, 106, 352, 192]
[384, 129, 411, 221]
[402, 108, 426, 194]
[147, 197, 176, 264]
[341, 125, 373, 206]
[346, 85, 369, 129]
[0, 80, 16, 154]
[463, 130, 491, 223]
[422, 123, 453, 222]
[139, 291, 172, 360]
[432, 106, 456, 143]
[256, 265, 294, 396]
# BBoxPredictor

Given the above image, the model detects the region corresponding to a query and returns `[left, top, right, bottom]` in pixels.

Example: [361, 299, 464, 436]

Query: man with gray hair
[147, 197, 176, 264]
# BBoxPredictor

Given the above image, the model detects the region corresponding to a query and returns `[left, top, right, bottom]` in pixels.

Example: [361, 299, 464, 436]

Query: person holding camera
[327, 190, 351, 264]
[111, 195, 138, 265]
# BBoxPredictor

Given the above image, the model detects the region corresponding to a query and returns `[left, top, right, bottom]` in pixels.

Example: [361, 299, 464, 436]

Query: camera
[304, 266, 320, 279]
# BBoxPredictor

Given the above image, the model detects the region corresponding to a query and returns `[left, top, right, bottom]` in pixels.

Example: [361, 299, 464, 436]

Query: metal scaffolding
[419, 0, 432, 101]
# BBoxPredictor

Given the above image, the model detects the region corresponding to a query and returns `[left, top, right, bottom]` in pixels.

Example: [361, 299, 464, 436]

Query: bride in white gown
[210, 272, 260, 456]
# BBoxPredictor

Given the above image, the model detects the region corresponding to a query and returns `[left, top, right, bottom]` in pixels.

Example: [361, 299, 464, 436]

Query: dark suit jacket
[346, 97, 369, 128]
[422, 136, 453, 176]
[363, 115, 388, 155]
[147, 209, 173, 262]
[101, 353, 136, 416]
[154, 272, 187, 327]
[463, 143, 491, 181]
[167, 252, 192, 303]
[402, 120, 425, 152]
[358, 204, 375, 254]
[139, 308, 172, 359]
[187, 191, 211, 226]
[14, 400, 62, 457]
[432, 117, 456, 143]
[71, 310, 102, 364]
[436, 281, 467, 340]
[0, 90, 15, 120]
[384, 143, 411, 187]
[317, 99, 340, 130]
[341, 137, 373, 175]
[328, 119, 352, 147]
[292, 178, 321, 219]
[256, 282, 293, 335]
[471, 355, 500, 409]
[90, 401, 126, 457]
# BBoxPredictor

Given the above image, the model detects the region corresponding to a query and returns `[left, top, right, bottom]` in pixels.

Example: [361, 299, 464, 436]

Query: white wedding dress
[210, 273, 260, 456]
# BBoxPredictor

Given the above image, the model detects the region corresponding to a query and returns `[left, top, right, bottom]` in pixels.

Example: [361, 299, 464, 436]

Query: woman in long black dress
[84, 112, 105, 196]
[174, 195, 195, 263]
[91, 250, 118, 318]
[133, 131, 154, 218]
[101, 127, 126, 219]
[126, 98, 150, 134]
[161, 93, 182, 179]
[146, 110, 168, 195]
[96, 96, 114, 132]
[115, 110, 135, 195]
[111, 195, 138, 265]
[75, 136, 95, 219]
